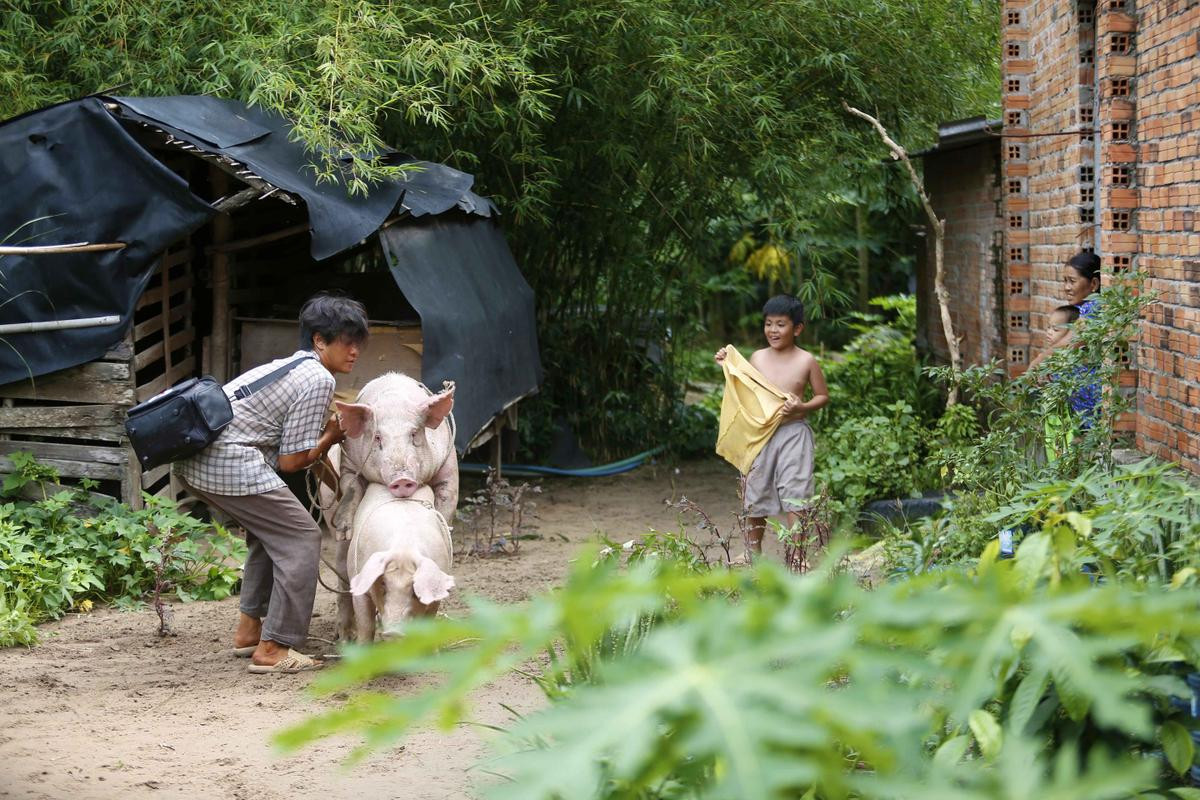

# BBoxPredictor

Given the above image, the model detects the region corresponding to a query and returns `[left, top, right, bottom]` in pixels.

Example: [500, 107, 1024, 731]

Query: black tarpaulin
[380, 216, 542, 451]
[0, 98, 215, 386]
[112, 96, 408, 261]
[0, 95, 541, 435]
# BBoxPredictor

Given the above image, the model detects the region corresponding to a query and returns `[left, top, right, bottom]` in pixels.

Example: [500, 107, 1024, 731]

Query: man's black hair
[298, 291, 369, 350]
[763, 294, 804, 325]
[1067, 251, 1102, 283]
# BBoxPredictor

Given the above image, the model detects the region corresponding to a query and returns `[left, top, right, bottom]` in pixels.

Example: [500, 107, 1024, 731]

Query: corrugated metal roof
[914, 116, 1002, 157]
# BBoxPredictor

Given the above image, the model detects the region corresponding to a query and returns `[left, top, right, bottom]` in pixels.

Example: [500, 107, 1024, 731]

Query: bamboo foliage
[1, 0, 1000, 453]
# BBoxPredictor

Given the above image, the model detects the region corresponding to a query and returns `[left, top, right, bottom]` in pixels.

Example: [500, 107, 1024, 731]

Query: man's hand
[323, 413, 346, 444]
[714, 346, 728, 364]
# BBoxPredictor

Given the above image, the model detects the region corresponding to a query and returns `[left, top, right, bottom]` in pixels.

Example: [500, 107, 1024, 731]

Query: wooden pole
[844, 102, 961, 406]
[210, 170, 233, 382]
[0, 242, 126, 255]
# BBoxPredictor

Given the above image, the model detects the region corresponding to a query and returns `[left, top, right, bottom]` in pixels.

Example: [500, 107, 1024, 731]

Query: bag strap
[232, 355, 311, 401]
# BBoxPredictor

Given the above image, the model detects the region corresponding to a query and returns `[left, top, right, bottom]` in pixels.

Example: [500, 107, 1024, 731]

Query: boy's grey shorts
[743, 419, 815, 517]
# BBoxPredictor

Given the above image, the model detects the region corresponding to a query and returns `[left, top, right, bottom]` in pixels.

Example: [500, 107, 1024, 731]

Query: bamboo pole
[0, 242, 126, 255]
[844, 102, 962, 406]
[0, 315, 121, 335]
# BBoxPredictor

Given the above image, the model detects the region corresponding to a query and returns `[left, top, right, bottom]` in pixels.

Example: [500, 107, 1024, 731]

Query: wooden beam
[135, 361, 193, 403]
[0, 362, 134, 405]
[133, 329, 195, 372]
[210, 170, 233, 382]
[102, 339, 135, 362]
[0, 404, 124, 428]
[0, 439, 127, 465]
[133, 305, 186, 343]
[205, 222, 311, 255]
[136, 275, 194, 312]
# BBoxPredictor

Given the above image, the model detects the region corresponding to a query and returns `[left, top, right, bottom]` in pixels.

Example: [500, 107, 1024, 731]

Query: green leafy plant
[817, 399, 932, 515]
[279, 522, 1200, 799]
[0, 459, 245, 646]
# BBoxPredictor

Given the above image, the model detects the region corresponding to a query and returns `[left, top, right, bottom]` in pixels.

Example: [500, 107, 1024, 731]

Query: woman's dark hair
[763, 294, 805, 325]
[1067, 251, 1102, 284]
[298, 292, 369, 350]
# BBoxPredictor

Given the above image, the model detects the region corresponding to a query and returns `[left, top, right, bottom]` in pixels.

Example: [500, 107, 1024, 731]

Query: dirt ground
[0, 457, 773, 800]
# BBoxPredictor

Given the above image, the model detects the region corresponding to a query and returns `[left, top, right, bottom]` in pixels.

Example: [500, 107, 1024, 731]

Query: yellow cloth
[715, 346, 788, 474]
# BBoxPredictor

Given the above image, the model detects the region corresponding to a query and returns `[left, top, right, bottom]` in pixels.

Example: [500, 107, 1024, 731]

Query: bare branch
[843, 102, 960, 405]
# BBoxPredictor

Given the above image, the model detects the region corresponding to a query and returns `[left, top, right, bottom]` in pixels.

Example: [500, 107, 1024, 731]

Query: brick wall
[1129, 0, 1200, 471]
[995, 0, 1200, 472]
[1003, 0, 1098, 374]
[921, 141, 1005, 367]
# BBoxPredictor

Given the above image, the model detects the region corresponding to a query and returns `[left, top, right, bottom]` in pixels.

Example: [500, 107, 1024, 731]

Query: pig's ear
[350, 552, 389, 595]
[335, 401, 373, 439]
[422, 386, 455, 430]
[413, 557, 454, 605]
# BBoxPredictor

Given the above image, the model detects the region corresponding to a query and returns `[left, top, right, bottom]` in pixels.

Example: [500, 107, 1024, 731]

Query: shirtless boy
[716, 294, 829, 559]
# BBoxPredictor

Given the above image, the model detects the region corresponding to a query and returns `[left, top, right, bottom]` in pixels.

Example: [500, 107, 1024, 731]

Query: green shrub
[280, 526, 1200, 799]
[816, 399, 931, 514]
[0, 455, 245, 647]
[815, 295, 939, 432]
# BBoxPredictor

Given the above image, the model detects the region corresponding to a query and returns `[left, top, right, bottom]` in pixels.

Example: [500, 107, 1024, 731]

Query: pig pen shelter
[0, 95, 542, 505]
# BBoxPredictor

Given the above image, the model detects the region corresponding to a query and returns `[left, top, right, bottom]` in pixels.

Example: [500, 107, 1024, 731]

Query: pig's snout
[388, 477, 420, 497]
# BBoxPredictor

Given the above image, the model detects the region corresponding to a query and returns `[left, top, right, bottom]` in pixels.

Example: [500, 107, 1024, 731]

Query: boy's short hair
[763, 294, 804, 325]
[1050, 304, 1081, 323]
[298, 291, 369, 350]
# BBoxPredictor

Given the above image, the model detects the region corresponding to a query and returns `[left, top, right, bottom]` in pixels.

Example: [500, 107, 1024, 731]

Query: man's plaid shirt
[175, 350, 335, 496]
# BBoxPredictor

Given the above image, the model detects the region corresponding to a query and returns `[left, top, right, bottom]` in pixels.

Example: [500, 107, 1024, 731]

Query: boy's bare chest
[756, 356, 809, 395]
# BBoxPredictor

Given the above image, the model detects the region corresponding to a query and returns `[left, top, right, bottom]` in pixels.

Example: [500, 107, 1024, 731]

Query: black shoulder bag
[125, 356, 310, 470]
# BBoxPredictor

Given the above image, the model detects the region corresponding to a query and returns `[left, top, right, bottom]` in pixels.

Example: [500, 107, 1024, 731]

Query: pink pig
[345, 482, 454, 642]
[331, 373, 459, 541]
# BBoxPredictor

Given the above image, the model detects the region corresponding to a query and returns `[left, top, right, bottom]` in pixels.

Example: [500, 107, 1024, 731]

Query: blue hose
[461, 445, 666, 478]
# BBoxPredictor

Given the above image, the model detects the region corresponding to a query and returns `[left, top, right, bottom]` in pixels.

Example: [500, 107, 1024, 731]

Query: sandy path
[0, 458, 748, 800]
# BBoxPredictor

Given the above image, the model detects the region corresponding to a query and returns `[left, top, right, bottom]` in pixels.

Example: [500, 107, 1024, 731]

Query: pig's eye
[410, 430, 424, 447]
[373, 432, 383, 449]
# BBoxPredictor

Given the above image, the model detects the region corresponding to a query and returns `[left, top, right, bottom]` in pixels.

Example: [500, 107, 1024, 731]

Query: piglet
[344, 482, 455, 642]
[332, 374, 458, 540]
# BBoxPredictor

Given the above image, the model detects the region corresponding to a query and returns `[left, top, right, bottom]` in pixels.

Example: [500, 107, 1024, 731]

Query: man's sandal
[231, 645, 257, 658]
[247, 650, 324, 674]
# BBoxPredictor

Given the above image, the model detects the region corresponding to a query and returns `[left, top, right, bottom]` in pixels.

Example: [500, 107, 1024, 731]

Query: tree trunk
[855, 201, 870, 310]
